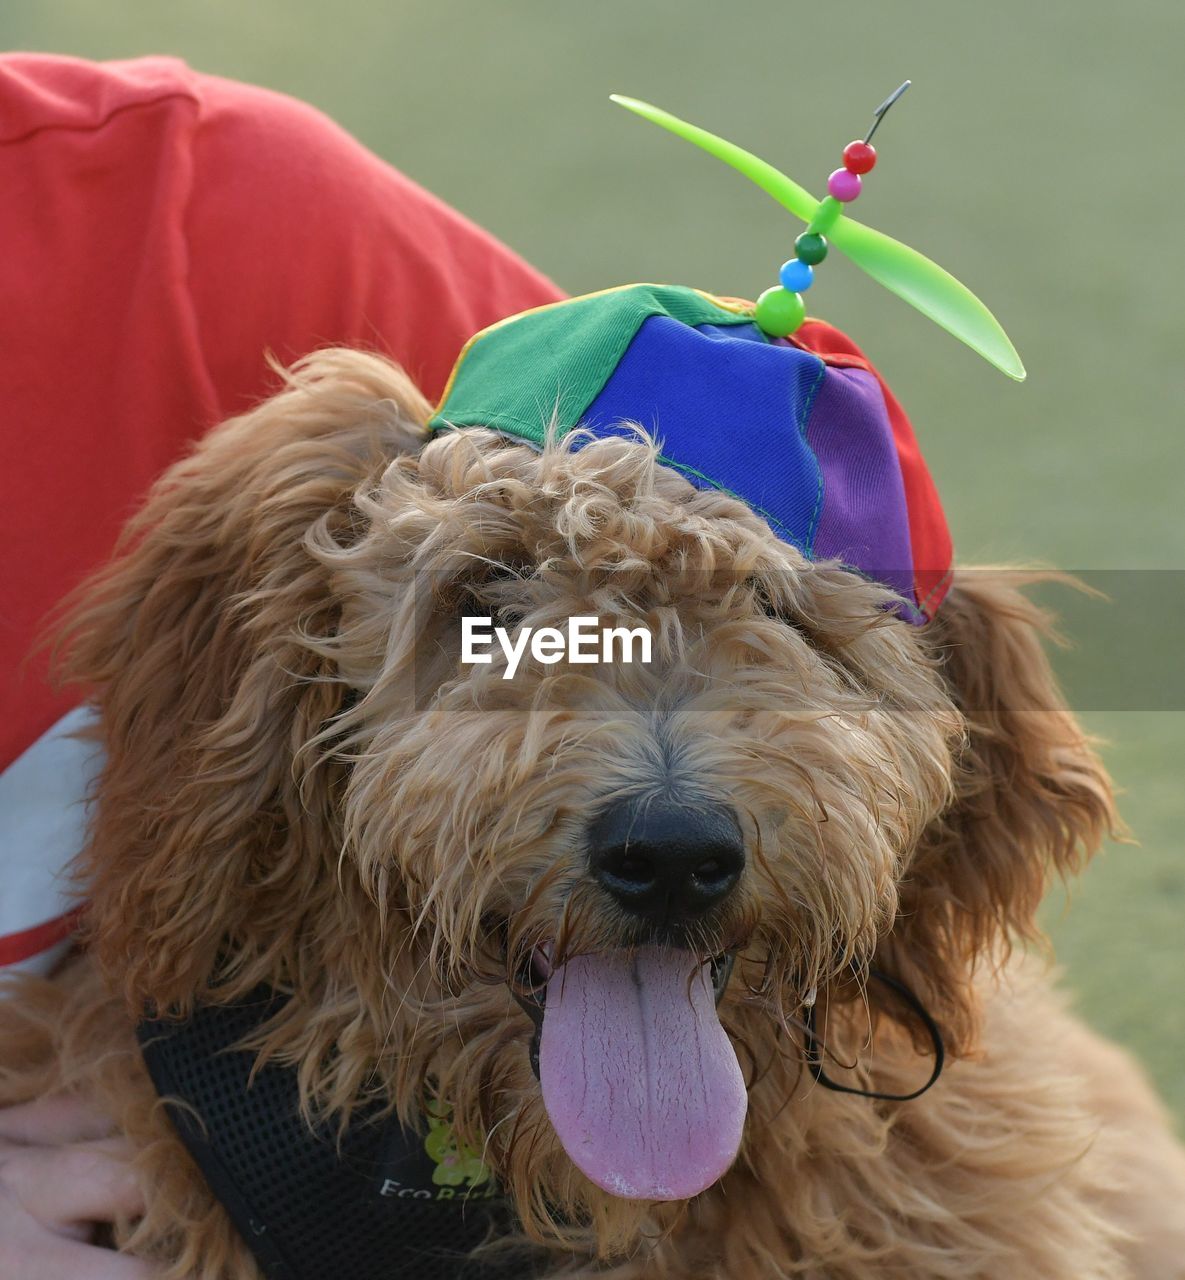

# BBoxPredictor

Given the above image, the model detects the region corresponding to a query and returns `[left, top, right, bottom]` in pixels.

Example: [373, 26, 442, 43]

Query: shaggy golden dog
[3, 350, 1185, 1278]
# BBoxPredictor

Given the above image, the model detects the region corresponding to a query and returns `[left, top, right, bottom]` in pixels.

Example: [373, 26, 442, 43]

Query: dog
[3, 347, 1185, 1278]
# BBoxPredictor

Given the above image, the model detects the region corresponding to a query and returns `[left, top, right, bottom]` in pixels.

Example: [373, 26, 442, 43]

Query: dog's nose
[587, 795, 745, 923]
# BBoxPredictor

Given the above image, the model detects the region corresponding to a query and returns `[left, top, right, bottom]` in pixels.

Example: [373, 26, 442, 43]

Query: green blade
[610, 94, 820, 225]
[611, 93, 1026, 381]
[828, 215, 1026, 380]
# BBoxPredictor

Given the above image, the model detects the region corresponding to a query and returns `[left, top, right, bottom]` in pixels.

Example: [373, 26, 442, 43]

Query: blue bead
[779, 258, 815, 292]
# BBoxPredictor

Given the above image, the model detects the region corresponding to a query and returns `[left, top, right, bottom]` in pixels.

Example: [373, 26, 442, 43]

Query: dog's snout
[587, 795, 744, 923]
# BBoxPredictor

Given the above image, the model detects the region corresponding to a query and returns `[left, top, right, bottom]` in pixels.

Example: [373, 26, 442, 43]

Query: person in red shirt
[0, 52, 562, 1278]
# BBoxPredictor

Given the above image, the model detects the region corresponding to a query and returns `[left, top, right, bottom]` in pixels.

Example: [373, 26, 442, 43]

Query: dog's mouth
[510, 944, 735, 1034]
[507, 941, 745, 1202]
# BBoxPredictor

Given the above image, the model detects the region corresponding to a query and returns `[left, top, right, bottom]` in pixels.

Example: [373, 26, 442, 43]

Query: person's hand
[0, 1093, 159, 1278]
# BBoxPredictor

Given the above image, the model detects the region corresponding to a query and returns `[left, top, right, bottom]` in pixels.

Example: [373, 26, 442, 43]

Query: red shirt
[0, 54, 563, 970]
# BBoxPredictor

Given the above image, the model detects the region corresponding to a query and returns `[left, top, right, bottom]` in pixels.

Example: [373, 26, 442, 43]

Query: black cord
[803, 965, 945, 1102]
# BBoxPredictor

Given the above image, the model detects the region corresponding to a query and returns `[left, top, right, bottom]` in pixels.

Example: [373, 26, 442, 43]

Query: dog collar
[138, 992, 537, 1280]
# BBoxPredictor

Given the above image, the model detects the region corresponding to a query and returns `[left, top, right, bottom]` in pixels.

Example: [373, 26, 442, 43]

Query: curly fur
[3, 349, 1184, 1278]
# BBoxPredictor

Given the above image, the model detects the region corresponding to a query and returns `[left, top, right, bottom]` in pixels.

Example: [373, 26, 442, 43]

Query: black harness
[137, 971, 943, 1278]
[137, 992, 540, 1280]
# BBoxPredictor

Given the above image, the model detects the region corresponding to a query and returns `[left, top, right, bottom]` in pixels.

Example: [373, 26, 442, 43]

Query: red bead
[842, 140, 877, 175]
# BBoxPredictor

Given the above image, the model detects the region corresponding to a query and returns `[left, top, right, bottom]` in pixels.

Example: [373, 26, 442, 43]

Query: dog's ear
[876, 569, 1117, 1053]
[59, 350, 429, 1014]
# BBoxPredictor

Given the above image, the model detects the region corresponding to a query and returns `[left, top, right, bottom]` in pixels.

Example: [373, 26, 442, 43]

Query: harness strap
[802, 965, 946, 1102]
[137, 990, 537, 1280]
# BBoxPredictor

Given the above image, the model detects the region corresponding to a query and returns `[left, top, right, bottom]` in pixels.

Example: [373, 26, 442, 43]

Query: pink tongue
[539, 946, 746, 1201]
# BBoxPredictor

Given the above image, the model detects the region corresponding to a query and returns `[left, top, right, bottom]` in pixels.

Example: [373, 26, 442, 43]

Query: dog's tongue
[539, 946, 745, 1201]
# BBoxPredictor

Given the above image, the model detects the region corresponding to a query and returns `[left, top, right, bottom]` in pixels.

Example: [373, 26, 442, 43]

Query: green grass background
[7, 2, 1183, 1119]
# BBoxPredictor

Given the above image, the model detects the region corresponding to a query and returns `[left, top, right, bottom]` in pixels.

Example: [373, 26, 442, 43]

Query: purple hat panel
[802, 364, 917, 608]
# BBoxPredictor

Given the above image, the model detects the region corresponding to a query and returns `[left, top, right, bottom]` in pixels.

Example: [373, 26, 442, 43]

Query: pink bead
[827, 167, 862, 202]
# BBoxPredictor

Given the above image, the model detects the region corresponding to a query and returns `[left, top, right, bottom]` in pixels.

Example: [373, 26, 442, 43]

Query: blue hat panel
[579, 315, 828, 550]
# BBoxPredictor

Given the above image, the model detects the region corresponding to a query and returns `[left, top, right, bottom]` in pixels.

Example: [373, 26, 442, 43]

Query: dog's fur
[3, 350, 1184, 1277]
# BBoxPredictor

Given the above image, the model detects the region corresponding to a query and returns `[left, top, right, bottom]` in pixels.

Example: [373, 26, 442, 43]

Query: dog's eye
[750, 578, 804, 631]
[454, 558, 534, 625]
[481, 559, 533, 587]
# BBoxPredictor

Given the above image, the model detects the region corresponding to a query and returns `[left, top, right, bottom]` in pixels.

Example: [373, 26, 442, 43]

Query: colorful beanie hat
[429, 88, 1024, 624]
[429, 283, 952, 623]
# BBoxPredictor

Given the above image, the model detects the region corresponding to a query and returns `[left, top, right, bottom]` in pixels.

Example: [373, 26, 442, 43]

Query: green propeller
[610, 93, 1025, 382]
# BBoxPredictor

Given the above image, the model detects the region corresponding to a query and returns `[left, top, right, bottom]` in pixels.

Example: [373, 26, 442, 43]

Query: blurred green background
[8, 2, 1183, 1118]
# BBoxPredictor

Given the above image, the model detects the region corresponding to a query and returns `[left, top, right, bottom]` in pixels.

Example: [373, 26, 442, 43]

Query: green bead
[754, 286, 806, 337]
[794, 232, 828, 265]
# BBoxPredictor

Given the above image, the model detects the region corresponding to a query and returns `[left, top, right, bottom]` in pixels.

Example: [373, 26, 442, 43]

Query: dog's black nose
[588, 795, 745, 923]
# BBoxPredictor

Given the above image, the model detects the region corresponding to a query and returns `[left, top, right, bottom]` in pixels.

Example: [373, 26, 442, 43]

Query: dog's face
[327, 421, 959, 1205]
[66, 352, 1112, 1254]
